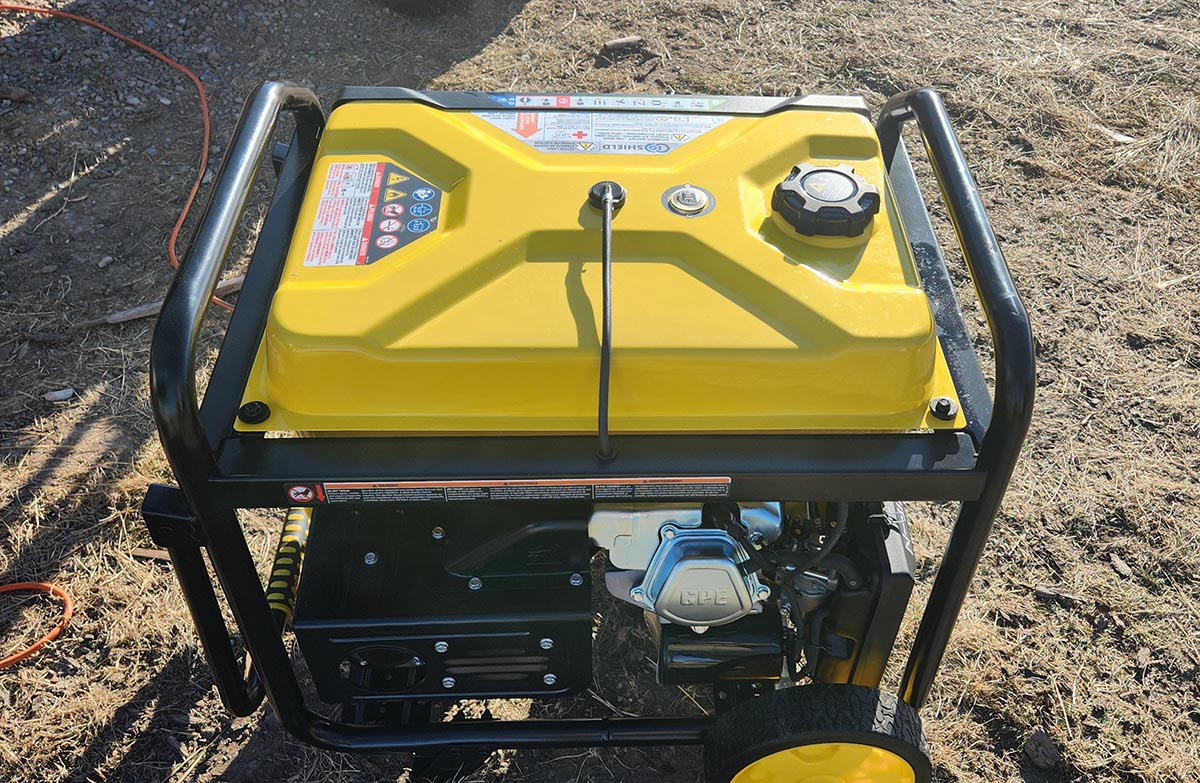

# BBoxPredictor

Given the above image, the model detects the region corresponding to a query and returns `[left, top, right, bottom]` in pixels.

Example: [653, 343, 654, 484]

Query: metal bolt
[755, 585, 771, 601]
[662, 527, 677, 539]
[434, 641, 449, 653]
[543, 673, 557, 686]
[630, 587, 646, 602]
[442, 677, 456, 689]
[539, 638, 554, 650]
[431, 526, 445, 540]
[930, 396, 959, 421]
[363, 552, 378, 566]
[569, 572, 584, 587]
[468, 577, 483, 591]
[748, 531, 765, 547]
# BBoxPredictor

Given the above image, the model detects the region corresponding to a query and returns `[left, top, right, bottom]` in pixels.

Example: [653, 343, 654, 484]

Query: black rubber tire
[703, 684, 932, 783]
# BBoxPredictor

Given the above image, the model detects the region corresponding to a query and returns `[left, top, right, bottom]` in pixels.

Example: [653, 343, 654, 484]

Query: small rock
[1023, 728, 1061, 770]
[43, 387, 75, 403]
[0, 85, 35, 103]
[98, 256, 114, 268]
[1136, 647, 1151, 668]
[39, 264, 58, 273]
[125, 94, 142, 106]
[158, 95, 173, 106]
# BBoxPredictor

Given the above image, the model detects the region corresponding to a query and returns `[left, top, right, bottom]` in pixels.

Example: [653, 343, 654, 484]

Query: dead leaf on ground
[1109, 552, 1133, 578]
[1033, 583, 1084, 603]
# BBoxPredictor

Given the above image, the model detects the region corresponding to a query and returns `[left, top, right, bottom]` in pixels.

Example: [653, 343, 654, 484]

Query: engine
[291, 500, 915, 707]
[589, 503, 783, 631]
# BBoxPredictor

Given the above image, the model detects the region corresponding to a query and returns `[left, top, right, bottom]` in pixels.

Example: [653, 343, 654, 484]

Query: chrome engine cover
[633, 527, 767, 627]
[589, 504, 781, 628]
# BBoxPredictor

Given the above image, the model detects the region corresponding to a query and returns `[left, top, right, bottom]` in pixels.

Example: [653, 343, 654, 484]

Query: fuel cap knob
[772, 163, 881, 237]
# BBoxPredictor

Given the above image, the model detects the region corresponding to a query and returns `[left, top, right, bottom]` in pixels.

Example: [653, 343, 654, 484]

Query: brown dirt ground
[2, 0, 1200, 781]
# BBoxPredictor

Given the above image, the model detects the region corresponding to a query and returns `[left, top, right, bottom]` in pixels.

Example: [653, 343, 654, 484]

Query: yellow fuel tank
[238, 92, 963, 434]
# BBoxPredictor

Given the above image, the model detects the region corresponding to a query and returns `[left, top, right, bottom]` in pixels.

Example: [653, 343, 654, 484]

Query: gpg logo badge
[678, 589, 730, 606]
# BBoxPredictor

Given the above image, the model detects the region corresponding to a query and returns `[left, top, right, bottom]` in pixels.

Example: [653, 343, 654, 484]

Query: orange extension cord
[0, 583, 74, 669]
[0, 5, 229, 666]
[0, 3, 233, 310]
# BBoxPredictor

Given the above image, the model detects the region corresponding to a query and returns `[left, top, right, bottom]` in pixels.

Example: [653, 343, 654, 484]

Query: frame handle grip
[150, 82, 324, 493]
[876, 88, 1034, 464]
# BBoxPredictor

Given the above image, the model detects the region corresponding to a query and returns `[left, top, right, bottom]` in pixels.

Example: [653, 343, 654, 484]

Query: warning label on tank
[473, 110, 730, 154]
[318, 477, 731, 503]
[303, 161, 442, 266]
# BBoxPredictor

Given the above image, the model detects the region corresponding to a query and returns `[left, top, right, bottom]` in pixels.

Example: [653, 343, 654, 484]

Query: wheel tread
[704, 684, 931, 783]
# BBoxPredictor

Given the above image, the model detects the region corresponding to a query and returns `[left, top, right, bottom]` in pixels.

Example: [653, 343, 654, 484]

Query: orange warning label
[320, 477, 731, 503]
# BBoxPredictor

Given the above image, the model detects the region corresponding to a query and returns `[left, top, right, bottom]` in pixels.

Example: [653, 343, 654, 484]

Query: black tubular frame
[143, 82, 1033, 751]
[877, 89, 1035, 707]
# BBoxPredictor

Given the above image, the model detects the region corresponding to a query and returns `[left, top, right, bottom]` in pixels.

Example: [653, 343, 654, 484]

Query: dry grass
[2, 0, 1200, 781]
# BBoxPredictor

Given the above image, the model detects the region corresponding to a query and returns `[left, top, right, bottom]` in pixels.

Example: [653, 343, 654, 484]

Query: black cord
[598, 184, 615, 461]
[588, 181, 625, 462]
[778, 501, 851, 575]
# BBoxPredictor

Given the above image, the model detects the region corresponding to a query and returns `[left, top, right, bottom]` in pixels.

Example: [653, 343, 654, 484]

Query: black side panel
[293, 504, 593, 703]
[815, 502, 915, 686]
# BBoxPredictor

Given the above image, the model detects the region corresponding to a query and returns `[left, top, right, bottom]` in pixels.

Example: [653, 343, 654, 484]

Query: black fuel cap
[772, 163, 880, 237]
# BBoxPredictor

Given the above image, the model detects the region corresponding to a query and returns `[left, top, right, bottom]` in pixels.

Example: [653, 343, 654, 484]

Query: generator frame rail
[142, 82, 1034, 753]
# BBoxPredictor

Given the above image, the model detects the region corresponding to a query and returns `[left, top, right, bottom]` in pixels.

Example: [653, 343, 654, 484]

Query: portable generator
[141, 82, 1033, 782]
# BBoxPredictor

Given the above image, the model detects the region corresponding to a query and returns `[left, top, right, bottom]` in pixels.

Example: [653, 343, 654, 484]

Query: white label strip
[473, 110, 730, 155]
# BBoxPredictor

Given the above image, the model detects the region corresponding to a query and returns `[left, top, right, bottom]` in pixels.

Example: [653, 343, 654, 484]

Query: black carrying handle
[877, 88, 1036, 708]
[150, 81, 324, 503]
[146, 82, 324, 716]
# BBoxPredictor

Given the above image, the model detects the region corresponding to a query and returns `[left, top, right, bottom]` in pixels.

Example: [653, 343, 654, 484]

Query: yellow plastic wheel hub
[732, 742, 917, 783]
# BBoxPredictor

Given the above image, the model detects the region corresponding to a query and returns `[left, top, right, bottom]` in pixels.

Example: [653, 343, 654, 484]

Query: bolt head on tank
[237, 400, 271, 424]
[772, 162, 880, 237]
[930, 395, 959, 420]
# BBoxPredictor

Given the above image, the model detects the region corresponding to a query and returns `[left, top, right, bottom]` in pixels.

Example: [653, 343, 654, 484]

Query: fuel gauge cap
[662, 184, 715, 217]
[667, 185, 710, 214]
